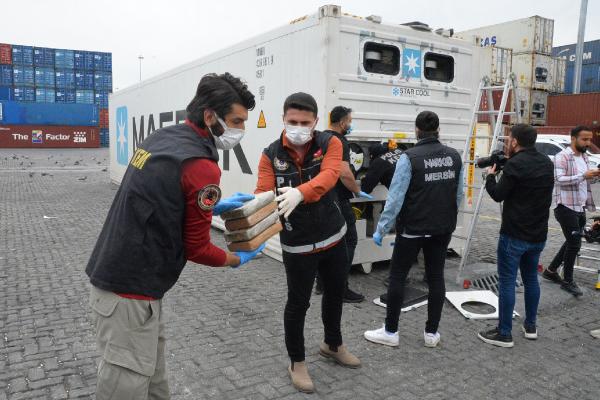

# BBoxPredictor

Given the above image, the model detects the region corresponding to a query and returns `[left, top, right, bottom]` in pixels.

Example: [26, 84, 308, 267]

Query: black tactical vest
[396, 137, 462, 236]
[86, 123, 219, 298]
[264, 131, 346, 253]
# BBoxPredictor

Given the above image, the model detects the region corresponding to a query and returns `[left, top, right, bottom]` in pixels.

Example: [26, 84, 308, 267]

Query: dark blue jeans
[497, 234, 546, 336]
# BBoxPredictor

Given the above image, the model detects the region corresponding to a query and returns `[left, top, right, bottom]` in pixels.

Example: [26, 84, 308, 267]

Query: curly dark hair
[186, 72, 255, 128]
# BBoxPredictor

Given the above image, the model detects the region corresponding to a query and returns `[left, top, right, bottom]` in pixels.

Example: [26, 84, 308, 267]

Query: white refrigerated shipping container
[456, 15, 554, 55]
[512, 52, 565, 92]
[517, 88, 548, 125]
[109, 4, 481, 270]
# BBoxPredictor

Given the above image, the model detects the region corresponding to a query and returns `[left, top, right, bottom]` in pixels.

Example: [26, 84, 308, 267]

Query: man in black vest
[86, 73, 264, 399]
[315, 105, 372, 302]
[364, 111, 463, 349]
[255, 93, 361, 393]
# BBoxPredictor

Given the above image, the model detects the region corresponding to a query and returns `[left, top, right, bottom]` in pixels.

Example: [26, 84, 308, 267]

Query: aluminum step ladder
[454, 74, 521, 284]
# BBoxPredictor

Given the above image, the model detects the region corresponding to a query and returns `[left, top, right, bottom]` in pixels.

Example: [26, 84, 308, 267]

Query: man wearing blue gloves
[86, 73, 263, 399]
[364, 111, 463, 349]
[315, 105, 372, 302]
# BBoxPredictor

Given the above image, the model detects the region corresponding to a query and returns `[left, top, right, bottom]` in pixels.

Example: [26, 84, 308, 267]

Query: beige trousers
[89, 286, 169, 400]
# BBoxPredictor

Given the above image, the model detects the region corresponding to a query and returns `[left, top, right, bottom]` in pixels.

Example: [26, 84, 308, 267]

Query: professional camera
[583, 217, 600, 244]
[476, 150, 508, 170]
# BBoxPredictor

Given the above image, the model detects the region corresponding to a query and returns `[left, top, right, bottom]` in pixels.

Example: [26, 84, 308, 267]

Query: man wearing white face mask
[86, 73, 265, 399]
[255, 93, 361, 393]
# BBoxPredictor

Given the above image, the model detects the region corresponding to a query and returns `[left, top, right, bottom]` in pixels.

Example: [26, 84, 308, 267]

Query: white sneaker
[590, 329, 600, 339]
[423, 331, 441, 348]
[364, 325, 399, 347]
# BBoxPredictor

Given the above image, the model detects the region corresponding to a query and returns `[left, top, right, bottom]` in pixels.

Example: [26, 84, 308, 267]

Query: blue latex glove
[373, 231, 383, 247]
[233, 243, 266, 268]
[356, 191, 374, 200]
[213, 192, 254, 216]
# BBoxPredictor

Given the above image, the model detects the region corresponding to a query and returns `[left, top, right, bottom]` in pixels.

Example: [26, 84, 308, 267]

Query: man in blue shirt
[364, 111, 463, 348]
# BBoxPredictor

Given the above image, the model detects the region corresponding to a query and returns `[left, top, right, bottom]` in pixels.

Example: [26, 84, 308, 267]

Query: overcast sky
[2, 0, 598, 90]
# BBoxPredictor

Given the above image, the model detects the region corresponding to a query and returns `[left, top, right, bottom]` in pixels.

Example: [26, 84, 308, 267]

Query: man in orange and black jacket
[255, 93, 361, 393]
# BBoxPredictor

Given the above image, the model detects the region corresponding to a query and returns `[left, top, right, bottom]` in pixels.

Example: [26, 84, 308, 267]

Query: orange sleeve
[297, 136, 342, 203]
[255, 153, 276, 194]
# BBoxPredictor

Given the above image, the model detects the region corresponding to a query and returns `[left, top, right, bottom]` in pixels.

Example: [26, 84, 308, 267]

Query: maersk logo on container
[116, 106, 129, 165]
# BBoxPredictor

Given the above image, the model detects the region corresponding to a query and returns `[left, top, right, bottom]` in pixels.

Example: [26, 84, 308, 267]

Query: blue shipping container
[55, 69, 75, 89]
[74, 51, 85, 70]
[35, 88, 55, 103]
[0, 86, 13, 101]
[54, 49, 74, 69]
[13, 66, 35, 86]
[0, 65, 12, 85]
[93, 72, 113, 91]
[11, 45, 23, 65]
[94, 91, 109, 108]
[11, 45, 34, 66]
[84, 52, 94, 70]
[13, 87, 36, 102]
[33, 47, 54, 67]
[76, 89, 94, 104]
[35, 67, 55, 88]
[553, 39, 600, 66]
[94, 52, 112, 71]
[563, 63, 600, 94]
[55, 89, 76, 103]
[0, 101, 99, 126]
[75, 71, 94, 89]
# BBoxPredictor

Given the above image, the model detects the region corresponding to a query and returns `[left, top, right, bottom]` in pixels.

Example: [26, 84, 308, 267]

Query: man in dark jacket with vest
[86, 73, 264, 399]
[364, 111, 463, 349]
[315, 105, 372, 302]
[361, 140, 404, 193]
[255, 93, 361, 393]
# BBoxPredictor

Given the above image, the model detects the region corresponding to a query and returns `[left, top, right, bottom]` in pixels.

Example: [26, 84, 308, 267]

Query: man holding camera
[478, 124, 554, 348]
[543, 126, 599, 297]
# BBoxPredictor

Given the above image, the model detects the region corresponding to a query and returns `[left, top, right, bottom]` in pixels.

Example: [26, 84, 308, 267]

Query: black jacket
[86, 123, 218, 298]
[361, 148, 403, 192]
[396, 137, 462, 235]
[485, 147, 554, 243]
[263, 131, 345, 252]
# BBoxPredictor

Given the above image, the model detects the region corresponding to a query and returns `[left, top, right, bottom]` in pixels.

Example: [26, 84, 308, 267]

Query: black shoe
[560, 281, 583, 297]
[343, 287, 365, 303]
[522, 324, 538, 340]
[477, 327, 514, 348]
[542, 269, 562, 284]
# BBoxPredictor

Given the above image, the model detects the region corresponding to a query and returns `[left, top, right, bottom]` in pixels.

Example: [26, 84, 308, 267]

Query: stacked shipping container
[553, 39, 600, 94]
[0, 42, 112, 148]
[457, 16, 565, 125]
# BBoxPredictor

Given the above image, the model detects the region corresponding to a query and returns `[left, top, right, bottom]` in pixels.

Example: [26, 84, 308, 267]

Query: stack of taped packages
[221, 191, 282, 252]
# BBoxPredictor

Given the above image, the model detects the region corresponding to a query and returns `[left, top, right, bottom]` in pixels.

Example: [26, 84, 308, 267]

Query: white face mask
[209, 116, 245, 150]
[285, 122, 315, 145]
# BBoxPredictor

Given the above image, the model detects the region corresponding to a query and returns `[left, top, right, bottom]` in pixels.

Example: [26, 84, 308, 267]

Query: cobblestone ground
[1, 148, 599, 400]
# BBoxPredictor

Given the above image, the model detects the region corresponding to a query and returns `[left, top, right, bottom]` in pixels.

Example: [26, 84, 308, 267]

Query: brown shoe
[288, 361, 314, 393]
[319, 343, 361, 368]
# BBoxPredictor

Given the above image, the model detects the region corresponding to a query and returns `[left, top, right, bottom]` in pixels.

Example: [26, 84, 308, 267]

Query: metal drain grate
[471, 273, 522, 295]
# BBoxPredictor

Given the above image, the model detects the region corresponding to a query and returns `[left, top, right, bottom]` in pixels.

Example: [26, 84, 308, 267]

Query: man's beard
[576, 144, 588, 153]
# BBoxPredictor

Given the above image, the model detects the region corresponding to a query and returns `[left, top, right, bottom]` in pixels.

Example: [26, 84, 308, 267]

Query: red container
[478, 90, 512, 124]
[547, 93, 600, 128]
[0, 43, 11, 64]
[0, 125, 100, 148]
[535, 126, 574, 135]
[99, 108, 109, 128]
